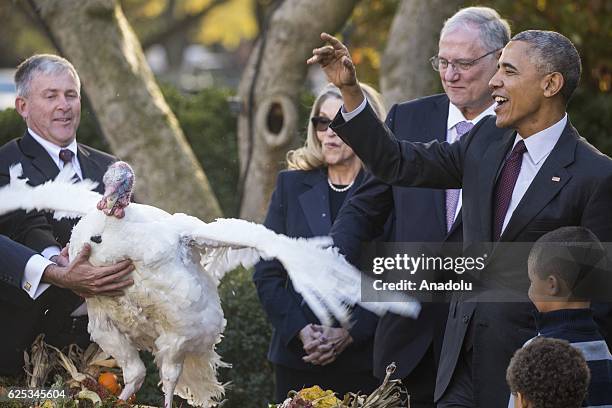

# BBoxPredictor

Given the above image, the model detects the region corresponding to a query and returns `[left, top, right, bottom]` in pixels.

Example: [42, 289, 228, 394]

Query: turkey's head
[96, 161, 134, 218]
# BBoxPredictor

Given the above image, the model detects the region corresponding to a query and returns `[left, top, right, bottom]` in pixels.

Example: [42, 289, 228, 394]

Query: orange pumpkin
[98, 372, 122, 396]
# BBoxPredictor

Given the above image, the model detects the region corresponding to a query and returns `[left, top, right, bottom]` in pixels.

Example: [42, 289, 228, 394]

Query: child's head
[527, 226, 605, 312]
[506, 337, 590, 408]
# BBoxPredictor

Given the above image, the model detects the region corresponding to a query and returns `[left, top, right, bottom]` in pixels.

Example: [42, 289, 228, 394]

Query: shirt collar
[514, 113, 568, 165]
[28, 128, 78, 166]
[447, 102, 496, 130]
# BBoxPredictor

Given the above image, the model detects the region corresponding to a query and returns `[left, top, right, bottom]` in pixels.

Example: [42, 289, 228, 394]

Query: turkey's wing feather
[0, 164, 100, 219]
[173, 215, 420, 326]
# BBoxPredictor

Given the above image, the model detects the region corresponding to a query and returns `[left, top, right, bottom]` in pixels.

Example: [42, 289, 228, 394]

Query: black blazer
[253, 168, 379, 372]
[0, 131, 115, 375]
[332, 103, 612, 407]
[0, 235, 39, 284]
[331, 94, 458, 380]
[0, 211, 58, 305]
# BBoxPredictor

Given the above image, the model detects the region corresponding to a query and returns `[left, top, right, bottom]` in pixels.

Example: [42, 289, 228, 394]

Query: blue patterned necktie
[445, 121, 474, 232]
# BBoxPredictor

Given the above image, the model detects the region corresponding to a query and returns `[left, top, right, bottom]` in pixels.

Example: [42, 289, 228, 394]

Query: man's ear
[542, 72, 564, 98]
[15, 96, 28, 120]
[546, 274, 561, 296]
[516, 391, 531, 408]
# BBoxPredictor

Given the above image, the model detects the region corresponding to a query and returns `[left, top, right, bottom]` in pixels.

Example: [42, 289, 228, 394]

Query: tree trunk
[381, 0, 464, 106]
[30, 0, 222, 220]
[236, 0, 358, 222]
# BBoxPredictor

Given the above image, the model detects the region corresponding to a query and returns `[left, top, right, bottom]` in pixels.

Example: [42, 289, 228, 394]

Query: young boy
[506, 336, 590, 408]
[508, 226, 612, 407]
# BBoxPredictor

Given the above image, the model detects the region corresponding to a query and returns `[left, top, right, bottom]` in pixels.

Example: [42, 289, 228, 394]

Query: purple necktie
[493, 140, 527, 240]
[59, 149, 81, 182]
[445, 121, 473, 232]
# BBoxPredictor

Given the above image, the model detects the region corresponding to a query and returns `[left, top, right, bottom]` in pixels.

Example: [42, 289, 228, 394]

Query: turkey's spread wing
[173, 214, 262, 284]
[173, 215, 420, 326]
[0, 164, 100, 219]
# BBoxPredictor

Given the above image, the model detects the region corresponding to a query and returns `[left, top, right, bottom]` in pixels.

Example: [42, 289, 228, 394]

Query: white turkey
[0, 162, 419, 407]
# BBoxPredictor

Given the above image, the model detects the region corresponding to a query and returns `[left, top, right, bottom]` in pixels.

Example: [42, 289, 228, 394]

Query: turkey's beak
[105, 194, 118, 214]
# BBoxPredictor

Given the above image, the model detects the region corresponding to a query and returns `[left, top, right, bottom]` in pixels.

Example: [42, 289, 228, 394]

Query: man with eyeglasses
[312, 19, 612, 408]
[330, 7, 509, 408]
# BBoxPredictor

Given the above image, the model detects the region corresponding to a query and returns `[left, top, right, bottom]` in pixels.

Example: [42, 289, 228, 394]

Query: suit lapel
[298, 170, 332, 236]
[77, 144, 106, 194]
[478, 129, 516, 242]
[21, 132, 60, 182]
[500, 124, 577, 242]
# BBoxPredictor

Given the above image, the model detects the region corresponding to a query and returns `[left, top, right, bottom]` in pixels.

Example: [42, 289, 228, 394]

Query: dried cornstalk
[47, 343, 89, 387]
[24, 334, 56, 388]
[342, 363, 408, 408]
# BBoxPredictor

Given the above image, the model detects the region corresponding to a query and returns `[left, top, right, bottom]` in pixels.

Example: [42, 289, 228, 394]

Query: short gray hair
[15, 54, 81, 97]
[441, 7, 511, 52]
[511, 30, 581, 104]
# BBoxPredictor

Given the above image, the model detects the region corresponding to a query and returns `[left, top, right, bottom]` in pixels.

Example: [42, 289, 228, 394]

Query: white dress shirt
[28, 128, 83, 179]
[23, 255, 54, 298]
[499, 114, 567, 234]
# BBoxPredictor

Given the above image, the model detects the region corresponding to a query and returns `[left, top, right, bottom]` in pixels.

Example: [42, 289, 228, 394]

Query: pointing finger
[320, 32, 345, 50]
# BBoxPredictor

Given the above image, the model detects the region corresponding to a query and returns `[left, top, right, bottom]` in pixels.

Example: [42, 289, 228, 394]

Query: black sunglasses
[311, 116, 333, 132]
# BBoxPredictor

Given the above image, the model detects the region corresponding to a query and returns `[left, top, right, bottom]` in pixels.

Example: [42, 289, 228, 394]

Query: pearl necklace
[328, 178, 354, 192]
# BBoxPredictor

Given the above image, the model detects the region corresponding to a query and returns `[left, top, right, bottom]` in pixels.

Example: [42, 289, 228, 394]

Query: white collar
[514, 113, 568, 165]
[28, 128, 78, 166]
[447, 102, 496, 130]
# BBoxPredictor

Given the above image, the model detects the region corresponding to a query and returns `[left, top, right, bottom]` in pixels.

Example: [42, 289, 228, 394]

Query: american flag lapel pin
[552, 176, 561, 182]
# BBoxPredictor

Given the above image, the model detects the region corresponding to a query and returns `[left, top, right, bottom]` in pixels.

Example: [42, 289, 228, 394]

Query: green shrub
[217, 267, 274, 407]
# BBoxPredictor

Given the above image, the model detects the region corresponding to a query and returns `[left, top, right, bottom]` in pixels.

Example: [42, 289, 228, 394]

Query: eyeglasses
[311, 116, 333, 132]
[430, 48, 501, 72]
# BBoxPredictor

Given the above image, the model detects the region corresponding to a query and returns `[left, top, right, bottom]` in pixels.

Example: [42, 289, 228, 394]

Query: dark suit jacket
[253, 168, 379, 374]
[331, 103, 612, 407]
[0, 212, 58, 304]
[1, 235, 38, 285]
[0, 131, 115, 375]
[0, 210, 58, 375]
[331, 94, 457, 381]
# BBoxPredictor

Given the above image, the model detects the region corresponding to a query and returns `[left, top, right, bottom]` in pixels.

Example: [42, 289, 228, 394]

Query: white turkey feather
[0, 162, 420, 407]
[1, 164, 100, 219]
[172, 215, 421, 326]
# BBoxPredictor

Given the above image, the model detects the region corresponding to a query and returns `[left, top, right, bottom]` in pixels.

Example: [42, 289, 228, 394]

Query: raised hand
[307, 33, 365, 112]
[307, 32, 358, 89]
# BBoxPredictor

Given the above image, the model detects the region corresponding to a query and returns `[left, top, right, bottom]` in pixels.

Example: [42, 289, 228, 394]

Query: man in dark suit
[330, 8, 508, 407]
[309, 30, 612, 407]
[0, 54, 133, 375]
